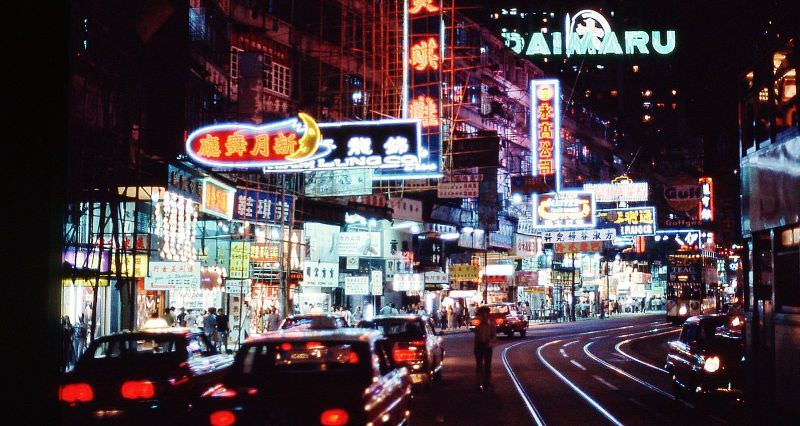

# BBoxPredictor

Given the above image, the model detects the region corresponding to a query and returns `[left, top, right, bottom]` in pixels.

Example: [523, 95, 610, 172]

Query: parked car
[665, 314, 745, 401]
[59, 328, 234, 424]
[469, 303, 529, 337]
[191, 328, 413, 425]
[278, 314, 349, 330]
[356, 314, 445, 387]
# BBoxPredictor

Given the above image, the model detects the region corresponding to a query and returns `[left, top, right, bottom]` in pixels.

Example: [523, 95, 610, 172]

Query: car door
[671, 323, 698, 386]
[364, 340, 410, 425]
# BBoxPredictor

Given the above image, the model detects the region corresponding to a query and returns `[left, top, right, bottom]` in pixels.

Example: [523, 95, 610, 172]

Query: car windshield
[84, 335, 183, 361]
[281, 316, 340, 330]
[363, 318, 425, 339]
[489, 305, 510, 315]
[232, 341, 372, 387]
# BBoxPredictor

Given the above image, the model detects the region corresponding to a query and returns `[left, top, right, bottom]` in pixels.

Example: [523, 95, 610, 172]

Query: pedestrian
[455, 303, 463, 328]
[640, 298, 646, 313]
[267, 308, 281, 331]
[177, 307, 187, 327]
[600, 300, 606, 319]
[73, 315, 89, 361]
[447, 305, 455, 329]
[164, 306, 176, 326]
[416, 305, 426, 316]
[202, 307, 218, 349]
[473, 306, 496, 390]
[439, 306, 447, 329]
[216, 309, 230, 352]
[62, 315, 74, 372]
[342, 305, 353, 325]
[241, 301, 251, 341]
[353, 305, 363, 322]
[379, 303, 393, 316]
[391, 303, 399, 314]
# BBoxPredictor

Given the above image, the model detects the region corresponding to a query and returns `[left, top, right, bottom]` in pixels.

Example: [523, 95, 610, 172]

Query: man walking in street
[177, 307, 187, 327]
[379, 303, 393, 316]
[216, 309, 230, 352]
[202, 307, 217, 349]
[164, 306, 176, 327]
[473, 306, 496, 391]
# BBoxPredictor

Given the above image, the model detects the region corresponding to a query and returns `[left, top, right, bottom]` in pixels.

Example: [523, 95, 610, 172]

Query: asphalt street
[409, 314, 764, 426]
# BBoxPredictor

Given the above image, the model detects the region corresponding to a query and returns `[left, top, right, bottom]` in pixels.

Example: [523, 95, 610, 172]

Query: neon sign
[502, 9, 676, 57]
[409, 0, 438, 14]
[410, 37, 440, 71]
[409, 95, 439, 127]
[597, 207, 657, 236]
[532, 191, 595, 229]
[531, 79, 562, 190]
[583, 176, 649, 202]
[698, 177, 713, 222]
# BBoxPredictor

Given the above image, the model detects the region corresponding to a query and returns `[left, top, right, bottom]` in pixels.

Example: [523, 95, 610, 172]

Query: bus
[665, 253, 717, 324]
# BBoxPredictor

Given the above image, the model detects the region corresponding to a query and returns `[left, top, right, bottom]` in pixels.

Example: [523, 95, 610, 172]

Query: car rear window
[281, 316, 340, 329]
[489, 305, 510, 315]
[366, 319, 425, 339]
[88, 335, 182, 359]
[236, 341, 370, 377]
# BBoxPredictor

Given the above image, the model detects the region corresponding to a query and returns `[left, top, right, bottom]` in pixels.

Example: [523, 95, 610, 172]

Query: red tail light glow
[209, 410, 237, 426]
[320, 408, 349, 426]
[201, 384, 238, 398]
[347, 351, 359, 364]
[495, 318, 505, 325]
[120, 380, 155, 399]
[306, 341, 324, 349]
[393, 342, 424, 363]
[280, 343, 292, 351]
[59, 383, 94, 403]
[471, 319, 480, 326]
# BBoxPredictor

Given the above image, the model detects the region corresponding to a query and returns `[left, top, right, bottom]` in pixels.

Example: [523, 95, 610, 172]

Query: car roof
[91, 327, 195, 341]
[244, 328, 383, 345]
[286, 314, 342, 319]
[370, 314, 427, 320]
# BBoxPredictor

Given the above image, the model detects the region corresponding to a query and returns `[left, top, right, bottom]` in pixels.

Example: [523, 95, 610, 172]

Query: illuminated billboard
[597, 207, 657, 236]
[186, 114, 431, 179]
[502, 9, 676, 58]
[532, 191, 595, 229]
[583, 176, 649, 202]
[530, 79, 562, 190]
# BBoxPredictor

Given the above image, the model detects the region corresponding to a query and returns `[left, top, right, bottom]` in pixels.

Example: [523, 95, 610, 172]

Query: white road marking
[501, 341, 548, 426]
[593, 375, 620, 391]
[563, 340, 579, 347]
[559, 349, 568, 358]
[583, 341, 675, 399]
[537, 340, 625, 426]
[570, 360, 587, 371]
[614, 329, 679, 373]
[628, 397, 646, 408]
[679, 399, 695, 409]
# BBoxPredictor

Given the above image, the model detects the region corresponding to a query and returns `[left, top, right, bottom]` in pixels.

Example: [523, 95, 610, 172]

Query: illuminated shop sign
[583, 176, 649, 202]
[654, 229, 701, 251]
[530, 79, 562, 189]
[555, 241, 604, 253]
[449, 264, 480, 282]
[187, 114, 432, 179]
[345, 276, 370, 295]
[663, 182, 702, 212]
[533, 191, 595, 229]
[502, 9, 676, 57]
[233, 188, 294, 224]
[393, 273, 424, 292]
[539, 228, 616, 243]
[145, 261, 201, 290]
[201, 178, 235, 220]
[597, 207, 657, 236]
[403, 0, 443, 179]
[153, 191, 198, 261]
[698, 177, 714, 222]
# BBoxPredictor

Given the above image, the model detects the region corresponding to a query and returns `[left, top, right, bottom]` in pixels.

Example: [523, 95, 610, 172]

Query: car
[59, 327, 234, 424]
[191, 328, 413, 426]
[356, 314, 445, 387]
[469, 303, 529, 337]
[278, 313, 349, 330]
[665, 314, 745, 401]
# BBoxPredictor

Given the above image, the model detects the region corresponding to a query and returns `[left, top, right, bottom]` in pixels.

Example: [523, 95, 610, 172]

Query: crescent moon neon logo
[185, 113, 329, 168]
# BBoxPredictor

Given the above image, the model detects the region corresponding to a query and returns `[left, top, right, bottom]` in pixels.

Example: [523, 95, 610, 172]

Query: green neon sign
[502, 9, 676, 57]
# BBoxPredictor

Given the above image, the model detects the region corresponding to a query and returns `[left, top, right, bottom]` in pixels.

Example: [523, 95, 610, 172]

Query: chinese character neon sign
[409, 95, 439, 127]
[185, 113, 325, 168]
[698, 177, 713, 222]
[409, 0, 439, 14]
[410, 37, 440, 71]
[531, 79, 562, 190]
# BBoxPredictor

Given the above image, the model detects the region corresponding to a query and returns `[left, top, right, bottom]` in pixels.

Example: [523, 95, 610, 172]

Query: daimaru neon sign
[502, 9, 676, 57]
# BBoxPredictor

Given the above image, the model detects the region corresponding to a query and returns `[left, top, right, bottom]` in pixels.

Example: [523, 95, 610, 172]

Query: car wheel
[506, 331, 514, 337]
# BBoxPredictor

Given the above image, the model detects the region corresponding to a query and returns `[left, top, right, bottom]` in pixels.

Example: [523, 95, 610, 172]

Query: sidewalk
[436, 310, 667, 335]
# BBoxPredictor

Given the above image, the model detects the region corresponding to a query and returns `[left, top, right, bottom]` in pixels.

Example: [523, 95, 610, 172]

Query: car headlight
[703, 355, 720, 373]
[678, 306, 687, 316]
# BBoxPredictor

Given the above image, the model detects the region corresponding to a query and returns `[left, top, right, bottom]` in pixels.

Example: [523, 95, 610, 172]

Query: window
[266, 62, 291, 98]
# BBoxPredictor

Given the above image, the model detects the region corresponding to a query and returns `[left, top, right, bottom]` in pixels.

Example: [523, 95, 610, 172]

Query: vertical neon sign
[530, 79, 562, 191]
[698, 177, 713, 222]
[395, 0, 443, 180]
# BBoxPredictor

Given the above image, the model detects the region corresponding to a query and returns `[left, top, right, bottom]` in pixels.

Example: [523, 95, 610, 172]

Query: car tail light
[495, 318, 505, 325]
[471, 318, 480, 326]
[306, 341, 324, 349]
[120, 380, 155, 400]
[201, 384, 238, 398]
[320, 408, 349, 426]
[408, 340, 426, 349]
[393, 343, 424, 363]
[703, 356, 721, 373]
[280, 342, 292, 351]
[347, 351, 359, 364]
[209, 410, 237, 426]
[59, 383, 94, 403]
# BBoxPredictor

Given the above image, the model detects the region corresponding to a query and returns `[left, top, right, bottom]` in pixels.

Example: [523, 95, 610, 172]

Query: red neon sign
[185, 113, 321, 167]
[409, 96, 439, 127]
[409, 0, 439, 14]
[410, 37, 440, 71]
[536, 85, 556, 176]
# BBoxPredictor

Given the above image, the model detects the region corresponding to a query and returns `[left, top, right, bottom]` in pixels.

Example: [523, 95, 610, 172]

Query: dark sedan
[191, 328, 412, 425]
[665, 314, 745, 402]
[356, 314, 445, 387]
[59, 327, 234, 424]
[469, 303, 529, 337]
